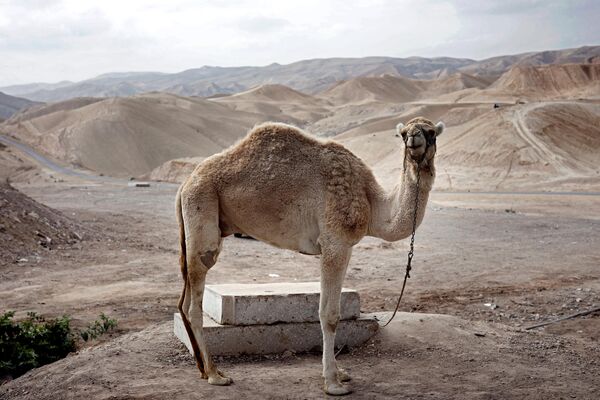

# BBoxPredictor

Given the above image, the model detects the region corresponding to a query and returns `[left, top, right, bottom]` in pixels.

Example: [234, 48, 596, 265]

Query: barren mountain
[213, 84, 331, 125]
[490, 63, 600, 98]
[320, 73, 491, 105]
[0, 81, 73, 96]
[3, 46, 598, 102]
[0, 91, 40, 119]
[429, 63, 600, 104]
[1, 93, 265, 177]
[458, 45, 600, 77]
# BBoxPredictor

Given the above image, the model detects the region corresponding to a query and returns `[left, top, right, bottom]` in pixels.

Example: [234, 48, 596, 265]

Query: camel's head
[396, 117, 444, 169]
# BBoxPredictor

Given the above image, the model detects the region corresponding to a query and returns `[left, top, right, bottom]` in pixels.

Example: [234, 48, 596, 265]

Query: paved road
[0, 134, 116, 182]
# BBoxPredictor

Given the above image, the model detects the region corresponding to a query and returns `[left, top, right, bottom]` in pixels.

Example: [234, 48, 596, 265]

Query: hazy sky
[1, 0, 599, 86]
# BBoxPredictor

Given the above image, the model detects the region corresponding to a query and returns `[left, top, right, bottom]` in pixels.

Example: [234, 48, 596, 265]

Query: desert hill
[430, 63, 600, 104]
[320, 73, 491, 105]
[222, 84, 318, 104]
[1, 93, 265, 177]
[0, 91, 40, 119]
[490, 63, 600, 97]
[7, 97, 103, 123]
[213, 84, 330, 125]
[459, 45, 600, 78]
[2, 46, 598, 101]
[144, 156, 205, 183]
[336, 101, 600, 191]
[320, 75, 428, 105]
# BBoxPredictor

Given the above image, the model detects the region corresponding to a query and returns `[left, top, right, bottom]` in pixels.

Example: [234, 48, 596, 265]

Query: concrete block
[203, 282, 360, 325]
[173, 312, 378, 356]
[128, 182, 150, 187]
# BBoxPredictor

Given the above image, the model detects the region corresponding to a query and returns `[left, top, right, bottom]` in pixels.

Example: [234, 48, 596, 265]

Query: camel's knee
[200, 250, 217, 269]
[188, 242, 221, 270]
[320, 311, 340, 333]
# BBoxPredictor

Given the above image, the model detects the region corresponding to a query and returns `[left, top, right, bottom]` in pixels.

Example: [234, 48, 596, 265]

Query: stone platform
[204, 282, 360, 325]
[173, 312, 379, 356]
[174, 282, 378, 356]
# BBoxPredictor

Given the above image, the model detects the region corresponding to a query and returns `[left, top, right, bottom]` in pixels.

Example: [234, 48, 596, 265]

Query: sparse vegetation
[79, 313, 118, 342]
[0, 311, 117, 380]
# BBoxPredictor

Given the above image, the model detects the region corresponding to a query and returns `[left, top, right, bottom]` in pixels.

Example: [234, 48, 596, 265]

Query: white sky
[0, 0, 599, 86]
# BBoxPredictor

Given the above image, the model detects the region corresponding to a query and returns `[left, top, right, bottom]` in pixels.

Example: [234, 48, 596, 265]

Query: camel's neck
[367, 156, 435, 242]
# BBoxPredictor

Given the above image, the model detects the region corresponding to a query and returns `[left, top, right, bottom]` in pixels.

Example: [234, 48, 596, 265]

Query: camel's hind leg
[319, 238, 353, 396]
[180, 190, 232, 385]
[178, 278, 207, 378]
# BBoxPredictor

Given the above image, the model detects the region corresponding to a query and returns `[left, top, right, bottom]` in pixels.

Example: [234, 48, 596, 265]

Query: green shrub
[0, 311, 76, 379]
[0, 312, 118, 380]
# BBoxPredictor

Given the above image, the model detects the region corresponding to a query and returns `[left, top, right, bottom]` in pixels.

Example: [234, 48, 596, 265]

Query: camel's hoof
[337, 368, 352, 382]
[208, 374, 233, 386]
[324, 381, 352, 396]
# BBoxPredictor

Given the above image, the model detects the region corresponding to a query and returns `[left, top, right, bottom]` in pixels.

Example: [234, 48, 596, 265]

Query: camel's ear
[435, 121, 445, 136]
[396, 122, 406, 139]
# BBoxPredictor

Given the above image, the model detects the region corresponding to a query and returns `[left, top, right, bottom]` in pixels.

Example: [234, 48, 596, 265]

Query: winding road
[0, 134, 111, 181]
[511, 103, 571, 171]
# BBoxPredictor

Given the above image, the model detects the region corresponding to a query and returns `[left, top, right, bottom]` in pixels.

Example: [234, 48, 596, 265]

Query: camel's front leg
[319, 242, 352, 396]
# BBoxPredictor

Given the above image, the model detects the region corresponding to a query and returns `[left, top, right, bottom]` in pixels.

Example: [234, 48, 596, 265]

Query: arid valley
[1, 45, 599, 399]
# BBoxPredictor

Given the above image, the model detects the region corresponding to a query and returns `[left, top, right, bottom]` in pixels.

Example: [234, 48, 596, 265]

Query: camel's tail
[176, 186, 205, 374]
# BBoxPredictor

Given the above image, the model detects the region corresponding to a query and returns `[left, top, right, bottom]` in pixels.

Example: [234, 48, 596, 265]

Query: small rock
[282, 350, 294, 358]
[17, 258, 28, 263]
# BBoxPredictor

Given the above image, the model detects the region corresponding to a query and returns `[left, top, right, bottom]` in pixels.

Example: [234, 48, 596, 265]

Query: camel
[175, 117, 444, 395]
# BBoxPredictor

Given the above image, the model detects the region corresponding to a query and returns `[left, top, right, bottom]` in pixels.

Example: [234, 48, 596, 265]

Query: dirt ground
[1, 171, 599, 399]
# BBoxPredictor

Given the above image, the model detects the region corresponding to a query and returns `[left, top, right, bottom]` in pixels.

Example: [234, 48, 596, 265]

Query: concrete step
[173, 312, 379, 356]
[203, 282, 361, 325]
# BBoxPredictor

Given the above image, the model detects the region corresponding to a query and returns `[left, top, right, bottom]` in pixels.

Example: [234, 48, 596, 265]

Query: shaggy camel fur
[176, 117, 444, 395]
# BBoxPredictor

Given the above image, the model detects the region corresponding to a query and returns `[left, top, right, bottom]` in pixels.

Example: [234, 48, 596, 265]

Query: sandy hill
[223, 84, 317, 104]
[320, 73, 491, 105]
[6, 97, 103, 123]
[0, 91, 40, 119]
[491, 63, 600, 97]
[434, 73, 492, 93]
[320, 75, 427, 104]
[213, 84, 330, 125]
[1, 93, 263, 177]
[144, 156, 205, 183]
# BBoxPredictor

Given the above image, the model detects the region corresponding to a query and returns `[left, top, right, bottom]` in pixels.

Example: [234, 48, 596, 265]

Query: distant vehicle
[493, 103, 500, 109]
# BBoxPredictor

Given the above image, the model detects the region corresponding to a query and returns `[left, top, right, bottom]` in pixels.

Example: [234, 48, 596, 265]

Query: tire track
[511, 104, 570, 171]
